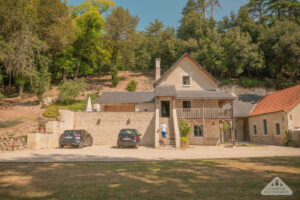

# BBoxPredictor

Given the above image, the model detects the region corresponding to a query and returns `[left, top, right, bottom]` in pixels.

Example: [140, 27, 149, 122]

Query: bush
[178, 119, 192, 138]
[0, 120, 23, 128]
[32, 69, 51, 103]
[126, 80, 137, 91]
[111, 68, 120, 87]
[58, 79, 86, 104]
[43, 105, 59, 118]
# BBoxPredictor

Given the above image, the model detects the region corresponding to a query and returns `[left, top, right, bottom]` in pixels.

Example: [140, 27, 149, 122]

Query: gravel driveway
[1, 145, 300, 162]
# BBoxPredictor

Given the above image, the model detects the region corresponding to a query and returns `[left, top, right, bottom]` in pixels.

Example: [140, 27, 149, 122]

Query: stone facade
[287, 102, 300, 130]
[249, 102, 300, 145]
[159, 58, 217, 91]
[185, 119, 220, 145]
[249, 111, 287, 145]
[47, 110, 155, 147]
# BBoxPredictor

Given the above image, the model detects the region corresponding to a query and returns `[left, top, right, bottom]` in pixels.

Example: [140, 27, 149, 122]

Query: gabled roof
[156, 53, 218, 85]
[249, 85, 300, 116]
[97, 92, 154, 104]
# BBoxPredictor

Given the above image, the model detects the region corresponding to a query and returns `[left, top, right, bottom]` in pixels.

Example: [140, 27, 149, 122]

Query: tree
[106, 7, 139, 66]
[223, 27, 264, 77]
[32, 67, 51, 103]
[182, 0, 209, 18]
[259, 20, 300, 79]
[246, 0, 267, 22]
[72, 0, 114, 78]
[208, 0, 221, 19]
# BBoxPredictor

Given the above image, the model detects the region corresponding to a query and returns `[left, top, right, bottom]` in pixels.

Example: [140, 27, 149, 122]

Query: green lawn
[0, 157, 299, 200]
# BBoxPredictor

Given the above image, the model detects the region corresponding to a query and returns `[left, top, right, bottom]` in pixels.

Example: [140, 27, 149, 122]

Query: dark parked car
[59, 130, 93, 149]
[117, 129, 141, 148]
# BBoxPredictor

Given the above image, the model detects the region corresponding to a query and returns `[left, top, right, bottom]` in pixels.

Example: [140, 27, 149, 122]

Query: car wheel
[78, 142, 84, 149]
[59, 144, 64, 148]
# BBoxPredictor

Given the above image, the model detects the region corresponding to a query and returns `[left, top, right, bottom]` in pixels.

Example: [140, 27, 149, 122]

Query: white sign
[261, 177, 293, 196]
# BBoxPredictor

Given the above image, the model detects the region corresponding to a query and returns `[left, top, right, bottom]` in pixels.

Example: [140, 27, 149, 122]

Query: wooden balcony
[176, 108, 232, 119]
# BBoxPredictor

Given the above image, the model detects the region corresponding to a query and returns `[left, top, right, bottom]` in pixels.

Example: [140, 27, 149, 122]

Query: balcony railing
[176, 108, 232, 119]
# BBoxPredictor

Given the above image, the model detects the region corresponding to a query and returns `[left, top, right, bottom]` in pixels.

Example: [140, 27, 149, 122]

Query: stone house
[248, 85, 300, 145]
[96, 53, 235, 148]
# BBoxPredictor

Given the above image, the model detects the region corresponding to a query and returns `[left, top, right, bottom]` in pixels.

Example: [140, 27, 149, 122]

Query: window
[275, 123, 280, 135]
[183, 76, 190, 85]
[253, 125, 257, 135]
[263, 119, 268, 135]
[194, 125, 203, 137]
[183, 101, 191, 108]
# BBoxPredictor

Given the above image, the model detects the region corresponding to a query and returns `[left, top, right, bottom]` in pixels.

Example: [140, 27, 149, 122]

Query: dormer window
[183, 76, 190, 85]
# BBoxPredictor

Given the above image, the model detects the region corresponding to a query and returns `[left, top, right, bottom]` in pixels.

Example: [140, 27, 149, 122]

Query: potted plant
[179, 119, 191, 148]
[37, 117, 46, 133]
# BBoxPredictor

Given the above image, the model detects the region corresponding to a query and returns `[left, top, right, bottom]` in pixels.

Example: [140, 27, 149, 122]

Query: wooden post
[231, 101, 235, 145]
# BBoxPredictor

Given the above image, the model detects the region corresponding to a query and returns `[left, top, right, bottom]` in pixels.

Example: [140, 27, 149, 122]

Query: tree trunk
[8, 72, 11, 93]
[75, 57, 81, 80]
[212, 5, 215, 19]
[63, 68, 67, 82]
[18, 85, 23, 97]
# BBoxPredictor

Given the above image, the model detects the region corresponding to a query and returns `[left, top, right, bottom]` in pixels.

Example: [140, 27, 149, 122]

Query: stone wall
[54, 111, 156, 146]
[249, 111, 287, 145]
[287, 102, 300, 131]
[186, 119, 220, 145]
[27, 132, 58, 150]
[0, 136, 27, 151]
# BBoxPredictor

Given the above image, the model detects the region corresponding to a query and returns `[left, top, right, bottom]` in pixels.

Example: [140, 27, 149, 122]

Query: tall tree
[105, 7, 139, 67]
[72, 0, 114, 78]
[208, 0, 221, 19]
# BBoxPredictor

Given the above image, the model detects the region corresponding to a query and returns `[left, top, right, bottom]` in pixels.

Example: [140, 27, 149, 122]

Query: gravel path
[1, 145, 300, 162]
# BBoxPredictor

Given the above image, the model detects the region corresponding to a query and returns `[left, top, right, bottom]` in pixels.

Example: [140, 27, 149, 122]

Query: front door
[161, 101, 170, 117]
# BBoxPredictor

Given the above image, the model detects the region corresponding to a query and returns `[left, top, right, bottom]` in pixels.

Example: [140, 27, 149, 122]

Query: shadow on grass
[0, 157, 299, 200]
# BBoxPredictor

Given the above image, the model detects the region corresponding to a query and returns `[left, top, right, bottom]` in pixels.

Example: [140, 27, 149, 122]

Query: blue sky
[69, 0, 248, 30]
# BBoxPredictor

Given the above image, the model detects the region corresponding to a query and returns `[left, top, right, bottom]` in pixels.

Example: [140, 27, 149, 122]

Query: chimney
[155, 58, 161, 83]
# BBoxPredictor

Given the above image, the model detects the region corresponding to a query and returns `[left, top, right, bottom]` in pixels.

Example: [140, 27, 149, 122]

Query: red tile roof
[249, 85, 300, 116]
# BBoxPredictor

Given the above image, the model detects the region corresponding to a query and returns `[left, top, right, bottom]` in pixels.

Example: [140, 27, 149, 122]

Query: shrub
[178, 119, 192, 138]
[58, 79, 86, 104]
[43, 105, 59, 118]
[0, 120, 23, 128]
[32, 69, 51, 103]
[111, 68, 120, 87]
[126, 80, 137, 91]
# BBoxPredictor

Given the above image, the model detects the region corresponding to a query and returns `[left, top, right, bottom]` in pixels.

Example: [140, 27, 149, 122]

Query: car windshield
[64, 130, 81, 136]
[119, 130, 136, 135]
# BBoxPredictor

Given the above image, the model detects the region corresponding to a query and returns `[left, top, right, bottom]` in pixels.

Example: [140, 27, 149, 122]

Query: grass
[0, 157, 299, 200]
[0, 120, 22, 128]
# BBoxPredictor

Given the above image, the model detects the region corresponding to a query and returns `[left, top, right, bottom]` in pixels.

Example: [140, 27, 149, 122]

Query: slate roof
[249, 85, 300, 116]
[176, 90, 235, 100]
[96, 92, 155, 104]
[233, 94, 262, 117]
[155, 85, 176, 97]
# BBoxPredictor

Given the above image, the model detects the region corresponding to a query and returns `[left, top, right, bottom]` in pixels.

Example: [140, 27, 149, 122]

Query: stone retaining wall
[0, 136, 27, 151]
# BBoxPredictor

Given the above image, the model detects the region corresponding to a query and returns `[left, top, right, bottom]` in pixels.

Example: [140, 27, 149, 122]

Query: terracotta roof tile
[249, 85, 300, 116]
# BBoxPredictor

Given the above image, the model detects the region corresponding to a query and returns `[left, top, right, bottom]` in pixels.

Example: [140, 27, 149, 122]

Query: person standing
[158, 123, 168, 146]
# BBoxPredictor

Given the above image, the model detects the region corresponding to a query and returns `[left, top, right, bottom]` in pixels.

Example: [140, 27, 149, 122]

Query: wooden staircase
[159, 118, 176, 148]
